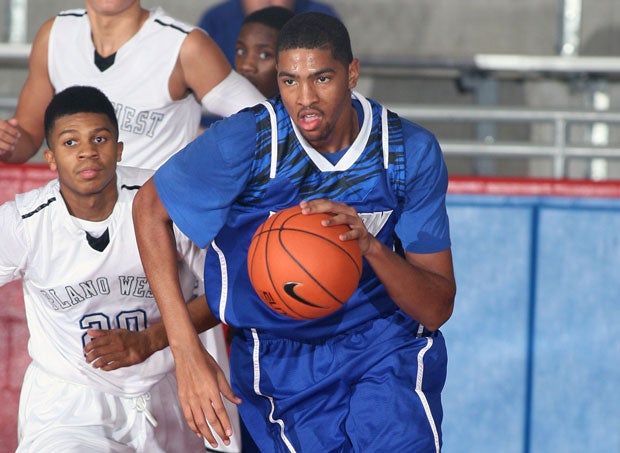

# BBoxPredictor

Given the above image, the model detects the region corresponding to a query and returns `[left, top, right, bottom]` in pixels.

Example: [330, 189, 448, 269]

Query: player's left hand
[300, 198, 377, 255]
[84, 328, 152, 370]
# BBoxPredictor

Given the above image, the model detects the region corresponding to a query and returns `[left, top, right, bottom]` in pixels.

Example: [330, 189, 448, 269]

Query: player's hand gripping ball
[247, 206, 363, 320]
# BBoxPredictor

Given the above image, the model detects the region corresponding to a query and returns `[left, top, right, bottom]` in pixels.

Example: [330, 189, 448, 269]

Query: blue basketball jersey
[155, 92, 449, 340]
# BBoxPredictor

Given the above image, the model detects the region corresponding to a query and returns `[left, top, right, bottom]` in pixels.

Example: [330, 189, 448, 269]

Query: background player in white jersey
[0, 0, 265, 169]
[0, 85, 240, 452]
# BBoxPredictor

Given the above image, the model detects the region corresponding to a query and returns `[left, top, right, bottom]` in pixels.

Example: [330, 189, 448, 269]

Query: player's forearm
[133, 178, 204, 352]
[188, 294, 220, 333]
[143, 295, 220, 356]
[364, 238, 455, 331]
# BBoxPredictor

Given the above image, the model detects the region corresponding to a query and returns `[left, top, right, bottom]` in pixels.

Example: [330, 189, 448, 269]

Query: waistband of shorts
[235, 310, 438, 344]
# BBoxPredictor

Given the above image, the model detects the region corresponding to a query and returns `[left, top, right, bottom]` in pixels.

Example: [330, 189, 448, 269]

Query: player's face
[277, 48, 360, 153]
[44, 112, 122, 204]
[235, 23, 279, 98]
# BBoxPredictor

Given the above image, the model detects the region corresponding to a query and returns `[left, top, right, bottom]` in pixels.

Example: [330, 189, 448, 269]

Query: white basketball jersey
[48, 8, 201, 170]
[0, 166, 204, 397]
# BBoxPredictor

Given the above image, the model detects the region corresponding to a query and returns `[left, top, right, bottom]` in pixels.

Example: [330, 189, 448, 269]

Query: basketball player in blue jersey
[134, 12, 456, 452]
[0, 86, 240, 452]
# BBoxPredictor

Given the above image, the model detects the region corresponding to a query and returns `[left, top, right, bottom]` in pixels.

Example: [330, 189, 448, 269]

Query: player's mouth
[297, 109, 322, 132]
[77, 167, 102, 179]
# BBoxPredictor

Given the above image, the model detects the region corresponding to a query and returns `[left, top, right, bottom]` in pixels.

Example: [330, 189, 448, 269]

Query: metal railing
[386, 104, 620, 178]
[3, 43, 620, 178]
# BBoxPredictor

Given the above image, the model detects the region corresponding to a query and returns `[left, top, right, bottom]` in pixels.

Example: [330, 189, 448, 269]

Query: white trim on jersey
[415, 337, 441, 453]
[290, 91, 373, 172]
[260, 100, 279, 179]
[251, 328, 297, 453]
[381, 106, 390, 169]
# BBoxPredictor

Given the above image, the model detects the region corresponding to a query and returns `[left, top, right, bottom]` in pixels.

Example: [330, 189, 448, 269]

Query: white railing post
[7, 0, 28, 44]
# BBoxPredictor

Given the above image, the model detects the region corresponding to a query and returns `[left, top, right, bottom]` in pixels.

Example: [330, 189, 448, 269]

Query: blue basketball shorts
[229, 311, 447, 452]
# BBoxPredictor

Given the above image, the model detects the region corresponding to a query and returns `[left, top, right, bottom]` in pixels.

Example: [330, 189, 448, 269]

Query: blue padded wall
[441, 194, 620, 453]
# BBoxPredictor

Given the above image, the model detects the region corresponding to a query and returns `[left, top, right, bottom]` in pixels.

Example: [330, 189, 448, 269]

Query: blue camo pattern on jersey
[203, 96, 407, 340]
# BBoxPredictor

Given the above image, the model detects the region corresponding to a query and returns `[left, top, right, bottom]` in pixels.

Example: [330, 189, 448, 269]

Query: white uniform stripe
[381, 106, 389, 169]
[250, 329, 297, 453]
[210, 240, 229, 323]
[260, 101, 279, 179]
[415, 337, 441, 453]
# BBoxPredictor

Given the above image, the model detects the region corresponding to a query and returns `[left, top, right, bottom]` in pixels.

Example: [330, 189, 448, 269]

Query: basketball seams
[273, 210, 363, 276]
[253, 227, 362, 277]
[276, 228, 347, 307]
[247, 206, 362, 320]
[265, 230, 309, 319]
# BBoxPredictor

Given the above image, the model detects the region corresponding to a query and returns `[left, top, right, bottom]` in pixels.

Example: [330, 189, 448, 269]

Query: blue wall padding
[440, 194, 620, 453]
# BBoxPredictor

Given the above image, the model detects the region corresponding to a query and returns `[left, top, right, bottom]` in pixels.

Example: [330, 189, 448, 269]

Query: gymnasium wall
[1, 166, 618, 451]
[442, 178, 620, 452]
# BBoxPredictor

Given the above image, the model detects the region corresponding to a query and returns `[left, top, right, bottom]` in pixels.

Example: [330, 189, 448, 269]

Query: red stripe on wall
[448, 175, 620, 198]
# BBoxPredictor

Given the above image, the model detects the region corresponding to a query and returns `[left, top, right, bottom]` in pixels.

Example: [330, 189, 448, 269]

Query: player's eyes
[235, 47, 246, 57]
[317, 76, 330, 83]
[93, 136, 107, 144]
[259, 51, 273, 60]
[64, 139, 77, 146]
[281, 79, 295, 86]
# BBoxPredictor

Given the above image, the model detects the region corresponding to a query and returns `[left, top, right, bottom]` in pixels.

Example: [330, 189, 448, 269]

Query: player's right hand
[173, 341, 242, 448]
[0, 118, 21, 160]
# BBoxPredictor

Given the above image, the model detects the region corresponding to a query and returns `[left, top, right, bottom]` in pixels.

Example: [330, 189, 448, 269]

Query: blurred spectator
[199, 0, 340, 66]
[198, 0, 336, 127]
[235, 6, 295, 98]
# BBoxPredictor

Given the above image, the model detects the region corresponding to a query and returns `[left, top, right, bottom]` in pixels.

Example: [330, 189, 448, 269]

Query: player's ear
[43, 149, 58, 172]
[116, 141, 124, 163]
[348, 58, 360, 90]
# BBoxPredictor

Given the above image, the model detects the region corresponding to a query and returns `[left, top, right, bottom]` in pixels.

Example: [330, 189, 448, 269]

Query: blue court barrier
[441, 177, 620, 453]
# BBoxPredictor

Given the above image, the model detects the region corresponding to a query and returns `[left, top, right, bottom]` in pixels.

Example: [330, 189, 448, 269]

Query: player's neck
[315, 105, 360, 155]
[88, 6, 150, 58]
[61, 186, 119, 222]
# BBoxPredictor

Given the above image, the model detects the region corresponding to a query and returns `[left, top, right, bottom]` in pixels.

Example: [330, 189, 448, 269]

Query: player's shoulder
[117, 166, 154, 189]
[13, 178, 60, 218]
[389, 111, 439, 148]
[149, 7, 194, 35]
[206, 109, 257, 143]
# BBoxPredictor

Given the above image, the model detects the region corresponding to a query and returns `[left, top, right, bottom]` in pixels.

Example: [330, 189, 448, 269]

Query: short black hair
[242, 6, 294, 31]
[44, 85, 118, 147]
[276, 12, 353, 66]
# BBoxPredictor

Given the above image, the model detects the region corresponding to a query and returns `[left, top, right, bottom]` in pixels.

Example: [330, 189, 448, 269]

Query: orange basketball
[247, 206, 363, 320]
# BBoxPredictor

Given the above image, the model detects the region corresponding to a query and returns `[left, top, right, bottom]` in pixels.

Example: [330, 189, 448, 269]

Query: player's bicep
[14, 18, 54, 149]
[180, 29, 232, 100]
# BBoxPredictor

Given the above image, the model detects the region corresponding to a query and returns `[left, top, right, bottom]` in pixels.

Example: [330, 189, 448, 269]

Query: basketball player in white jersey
[0, 0, 265, 168]
[0, 2, 253, 450]
[0, 86, 241, 452]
